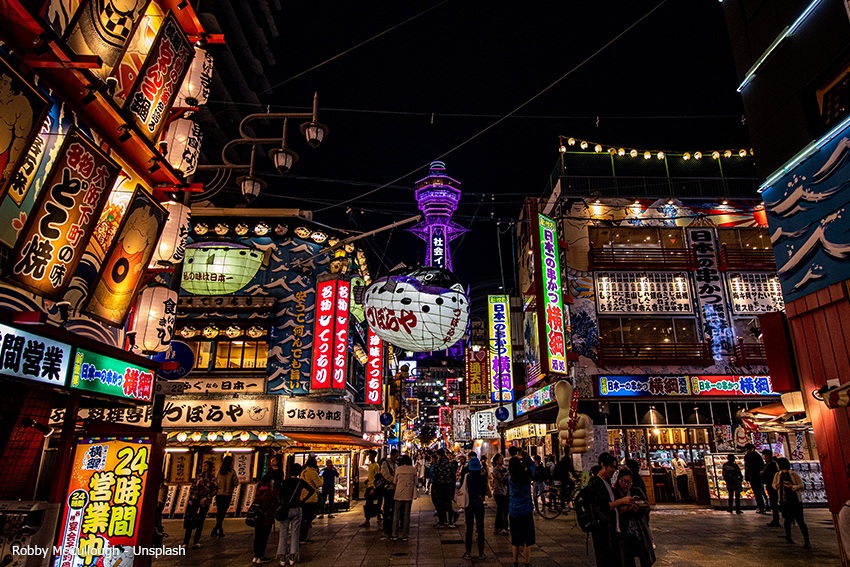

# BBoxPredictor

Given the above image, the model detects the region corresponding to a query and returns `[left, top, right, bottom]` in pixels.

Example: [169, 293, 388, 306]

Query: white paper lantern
[177, 47, 213, 107]
[363, 266, 469, 352]
[149, 201, 191, 267]
[131, 285, 178, 353]
[163, 118, 202, 176]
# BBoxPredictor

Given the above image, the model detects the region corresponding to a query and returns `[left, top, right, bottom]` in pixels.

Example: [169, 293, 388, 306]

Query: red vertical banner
[366, 327, 383, 405]
[311, 279, 337, 390]
[332, 279, 351, 389]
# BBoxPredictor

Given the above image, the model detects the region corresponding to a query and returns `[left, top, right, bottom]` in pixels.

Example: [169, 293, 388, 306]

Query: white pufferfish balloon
[363, 266, 469, 352]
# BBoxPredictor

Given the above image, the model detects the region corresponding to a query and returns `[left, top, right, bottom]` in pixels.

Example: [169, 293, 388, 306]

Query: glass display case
[789, 460, 828, 504]
[705, 453, 756, 508]
[292, 451, 352, 511]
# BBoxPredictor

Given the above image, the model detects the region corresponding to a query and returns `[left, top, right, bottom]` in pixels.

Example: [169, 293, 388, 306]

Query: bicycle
[536, 485, 577, 519]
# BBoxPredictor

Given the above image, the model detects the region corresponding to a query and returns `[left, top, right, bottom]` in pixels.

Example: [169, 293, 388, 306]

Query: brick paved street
[155, 498, 842, 567]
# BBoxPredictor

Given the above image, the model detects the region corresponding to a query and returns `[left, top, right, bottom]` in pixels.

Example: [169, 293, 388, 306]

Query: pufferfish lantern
[363, 266, 468, 352]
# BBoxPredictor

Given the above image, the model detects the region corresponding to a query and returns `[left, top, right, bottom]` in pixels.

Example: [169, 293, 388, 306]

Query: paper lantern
[191, 432, 202, 442]
[177, 47, 213, 107]
[130, 285, 178, 353]
[181, 244, 264, 295]
[176, 432, 188, 442]
[363, 266, 469, 352]
[239, 431, 250, 442]
[163, 118, 202, 176]
[222, 432, 233, 442]
[149, 201, 191, 267]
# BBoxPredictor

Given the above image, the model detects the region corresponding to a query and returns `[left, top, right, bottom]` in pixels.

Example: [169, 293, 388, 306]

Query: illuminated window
[599, 317, 699, 344]
[187, 341, 212, 369]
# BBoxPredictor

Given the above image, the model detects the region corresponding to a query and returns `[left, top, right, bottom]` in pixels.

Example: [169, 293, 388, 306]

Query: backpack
[574, 483, 608, 533]
[533, 464, 550, 483]
[244, 502, 262, 527]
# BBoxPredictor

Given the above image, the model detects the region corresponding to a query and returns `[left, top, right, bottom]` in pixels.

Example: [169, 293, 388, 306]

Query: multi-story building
[723, 0, 850, 559]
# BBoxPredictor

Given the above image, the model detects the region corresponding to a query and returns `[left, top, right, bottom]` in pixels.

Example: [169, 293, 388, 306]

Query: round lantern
[191, 432, 202, 442]
[130, 285, 178, 353]
[176, 431, 188, 442]
[363, 266, 469, 352]
[239, 431, 250, 442]
[177, 47, 213, 107]
[149, 201, 191, 267]
[181, 244, 264, 295]
[163, 118, 202, 176]
[222, 432, 233, 442]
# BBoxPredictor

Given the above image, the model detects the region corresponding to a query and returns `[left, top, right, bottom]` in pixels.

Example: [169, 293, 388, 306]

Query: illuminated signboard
[311, 279, 336, 390]
[181, 244, 263, 295]
[9, 129, 119, 300]
[125, 14, 193, 141]
[438, 406, 451, 428]
[598, 375, 777, 397]
[332, 279, 351, 389]
[727, 272, 784, 315]
[446, 377, 460, 404]
[536, 214, 568, 375]
[595, 271, 693, 314]
[488, 295, 514, 402]
[65, 0, 149, 79]
[516, 383, 555, 416]
[465, 348, 490, 404]
[687, 227, 734, 360]
[365, 327, 383, 405]
[57, 437, 152, 567]
[431, 226, 446, 269]
[70, 348, 155, 402]
[0, 321, 72, 387]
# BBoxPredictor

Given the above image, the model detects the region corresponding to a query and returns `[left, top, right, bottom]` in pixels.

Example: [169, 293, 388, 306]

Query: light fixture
[618, 148, 625, 156]
[630, 149, 638, 158]
[694, 151, 702, 159]
[212, 447, 254, 452]
[657, 151, 665, 160]
[207, 432, 218, 442]
[724, 149, 733, 158]
[240, 431, 250, 442]
[558, 145, 567, 154]
[683, 152, 691, 160]
[300, 93, 329, 148]
[644, 151, 652, 160]
[711, 151, 720, 160]
[257, 431, 269, 442]
[176, 431, 188, 442]
[166, 447, 190, 453]
[739, 149, 748, 157]
[239, 175, 266, 202]
[191, 432, 202, 442]
[667, 199, 674, 205]
[594, 144, 602, 153]
[567, 137, 576, 146]
[580, 140, 588, 150]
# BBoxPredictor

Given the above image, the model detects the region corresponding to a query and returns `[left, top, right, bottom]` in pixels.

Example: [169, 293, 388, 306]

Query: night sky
[206, 0, 749, 297]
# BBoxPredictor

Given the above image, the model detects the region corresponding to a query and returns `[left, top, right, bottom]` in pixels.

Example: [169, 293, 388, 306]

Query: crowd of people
[174, 445, 812, 567]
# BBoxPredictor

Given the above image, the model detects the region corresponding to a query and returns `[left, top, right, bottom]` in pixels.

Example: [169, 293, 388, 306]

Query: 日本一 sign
[536, 214, 568, 374]
[488, 295, 514, 402]
[597, 374, 778, 397]
[0, 321, 72, 387]
[69, 348, 155, 402]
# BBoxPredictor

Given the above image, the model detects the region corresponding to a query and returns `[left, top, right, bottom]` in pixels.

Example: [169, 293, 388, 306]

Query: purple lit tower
[409, 161, 467, 271]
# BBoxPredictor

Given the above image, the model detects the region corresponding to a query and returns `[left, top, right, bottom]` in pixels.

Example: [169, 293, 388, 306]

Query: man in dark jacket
[431, 449, 457, 527]
[587, 453, 634, 566]
[743, 443, 767, 514]
[761, 449, 781, 526]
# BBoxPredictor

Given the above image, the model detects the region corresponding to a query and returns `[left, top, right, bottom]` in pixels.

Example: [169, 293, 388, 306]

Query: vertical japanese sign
[311, 279, 336, 390]
[687, 227, 734, 361]
[332, 279, 351, 389]
[85, 189, 166, 325]
[57, 437, 151, 567]
[488, 295, 514, 402]
[438, 406, 451, 428]
[536, 213, 568, 374]
[0, 51, 52, 203]
[70, 348, 155, 402]
[124, 13, 193, 141]
[9, 130, 119, 299]
[464, 348, 490, 404]
[366, 327, 383, 405]
[430, 226, 446, 269]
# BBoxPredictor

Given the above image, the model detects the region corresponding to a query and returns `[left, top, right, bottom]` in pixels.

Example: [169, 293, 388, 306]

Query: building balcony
[597, 340, 712, 367]
[733, 339, 767, 366]
[589, 247, 697, 270]
[718, 244, 777, 271]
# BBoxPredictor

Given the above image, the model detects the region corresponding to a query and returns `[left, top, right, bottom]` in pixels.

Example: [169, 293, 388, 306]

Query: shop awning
[741, 392, 809, 432]
[283, 432, 379, 447]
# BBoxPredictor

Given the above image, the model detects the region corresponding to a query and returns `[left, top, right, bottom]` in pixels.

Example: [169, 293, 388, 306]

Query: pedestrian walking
[773, 457, 811, 548]
[391, 454, 418, 540]
[251, 478, 279, 564]
[317, 459, 339, 518]
[183, 461, 217, 549]
[432, 448, 457, 527]
[587, 453, 633, 567]
[744, 443, 767, 513]
[276, 463, 315, 566]
[531, 454, 549, 512]
[614, 468, 656, 566]
[360, 450, 382, 528]
[507, 448, 535, 567]
[491, 454, 509, 535]
[380, 449, 399, 538]
[762, 449, 781, 527]
[211, 455, 238, 538]
[721, 454, 744, 514]
[670, 453, 690, 502]
[298, 457, 323, 543]
[461, 457, 487, 560]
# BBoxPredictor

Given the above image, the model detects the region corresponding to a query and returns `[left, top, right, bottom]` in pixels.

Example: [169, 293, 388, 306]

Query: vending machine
[0, 501, 60, 567]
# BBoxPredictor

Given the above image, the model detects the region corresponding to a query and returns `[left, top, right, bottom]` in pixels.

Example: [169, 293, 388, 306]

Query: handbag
[274, 481, 300, 522]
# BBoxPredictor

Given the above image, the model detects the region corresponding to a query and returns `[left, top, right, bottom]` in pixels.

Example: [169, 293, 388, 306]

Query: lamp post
[196, 92, 328, 201]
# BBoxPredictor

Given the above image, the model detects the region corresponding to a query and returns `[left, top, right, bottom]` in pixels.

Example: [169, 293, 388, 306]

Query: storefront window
[215, 342, 231, 368]
[590, 227, 685, 248]
[717, 227, 771, 250]
[599, 317, 700, 344]
[189, 341, 212, 369]
[733, 317, 762, 344]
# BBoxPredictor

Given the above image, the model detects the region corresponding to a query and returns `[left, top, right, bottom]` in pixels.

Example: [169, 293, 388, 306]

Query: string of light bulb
[558, 136, 753, 160]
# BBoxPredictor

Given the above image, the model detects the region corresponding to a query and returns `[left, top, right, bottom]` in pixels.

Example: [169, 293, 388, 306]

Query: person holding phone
[615, 468, 656, 566]
[587, 453, 634, 567]
[772, 458, 810, 548]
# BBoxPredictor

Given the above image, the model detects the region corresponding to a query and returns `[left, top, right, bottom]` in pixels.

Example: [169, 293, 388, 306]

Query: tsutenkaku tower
[409, 161, 467, 271]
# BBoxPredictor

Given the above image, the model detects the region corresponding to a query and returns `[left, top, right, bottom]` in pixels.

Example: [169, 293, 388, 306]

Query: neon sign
[537, 213, 568, 374]
[488, 295, 514, 402]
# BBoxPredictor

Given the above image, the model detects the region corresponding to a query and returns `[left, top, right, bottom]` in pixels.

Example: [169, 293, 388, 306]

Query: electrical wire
[313, 0, 671, 214]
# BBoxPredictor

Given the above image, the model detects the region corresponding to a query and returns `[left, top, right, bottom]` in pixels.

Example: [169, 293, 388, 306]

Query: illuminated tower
[409, 161, 467, 271]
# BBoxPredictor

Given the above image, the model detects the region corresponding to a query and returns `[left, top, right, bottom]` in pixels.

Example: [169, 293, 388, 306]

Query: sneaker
[288, 560, 295, 566]
[252, 559, 258, 564]
[279, 561, 287, 567]
[435, 523, 447, 528]
[257, 558, 272, 564]
[500, 529, 509, 535]
[735, 510, 743, 514]
[358, 522, 371, 528]
[478, 554, 486, 560]
[192, 543, 202, 549]
[462, 553, 472, 560]
[402, 538, 409, 541]
[390, 536, 398, 541]
[380, 535, 389, 540]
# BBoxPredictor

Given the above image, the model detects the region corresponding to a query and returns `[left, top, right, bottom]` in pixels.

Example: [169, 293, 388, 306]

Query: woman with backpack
[276, 463, 315, 566]
[772, 457, 811, 548]
[298, 457, 323, 543]
[250, 478, 279, 564]
[614, 468, 655, 566]
[391, 455, 418, 541]
[212, 455, 239, 538]
[721, 454, 744, 514]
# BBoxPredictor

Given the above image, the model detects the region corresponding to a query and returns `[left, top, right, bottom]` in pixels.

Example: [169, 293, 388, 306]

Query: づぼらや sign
[162, 397, 274, 428]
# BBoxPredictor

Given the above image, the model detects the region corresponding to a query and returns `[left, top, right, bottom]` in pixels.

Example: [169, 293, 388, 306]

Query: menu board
[595, 271, 693, 314]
